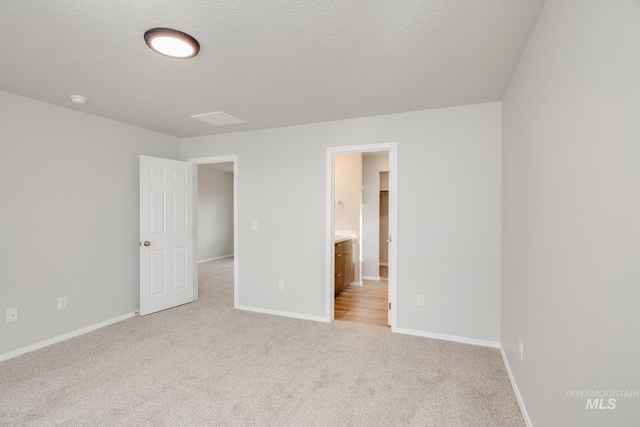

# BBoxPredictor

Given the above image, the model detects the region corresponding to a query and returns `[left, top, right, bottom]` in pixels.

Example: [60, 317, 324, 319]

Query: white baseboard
[500, 345, 532, 426]
[394, 327, 500, 349]
[0, 311, 138, 363]
[235, 304, 329, 323]
[362, 276, 380, 281]
[348, 281, 363, 287]
[198, 254, 234, 264]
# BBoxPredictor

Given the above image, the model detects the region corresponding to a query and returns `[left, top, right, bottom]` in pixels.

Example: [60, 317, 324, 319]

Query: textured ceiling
[0, 0, 546, 138]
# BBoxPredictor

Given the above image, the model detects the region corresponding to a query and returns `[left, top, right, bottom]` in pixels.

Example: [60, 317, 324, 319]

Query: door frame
[188, 155, 238, 308]
[326, 142, 398, 330]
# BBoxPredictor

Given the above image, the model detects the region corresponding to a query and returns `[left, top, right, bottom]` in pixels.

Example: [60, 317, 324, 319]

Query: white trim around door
[326, 143, 398, 330]
[188, 155, 239, 308]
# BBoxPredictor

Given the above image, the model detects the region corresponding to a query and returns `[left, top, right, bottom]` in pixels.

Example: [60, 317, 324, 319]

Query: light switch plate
[519, 339, 524, 361]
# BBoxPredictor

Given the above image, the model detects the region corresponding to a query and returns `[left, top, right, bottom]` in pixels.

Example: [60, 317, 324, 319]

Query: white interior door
[139, 155, 194, 316]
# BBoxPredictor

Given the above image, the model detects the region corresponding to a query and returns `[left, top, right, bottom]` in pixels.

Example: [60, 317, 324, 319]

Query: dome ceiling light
[144, 28, 200, 59]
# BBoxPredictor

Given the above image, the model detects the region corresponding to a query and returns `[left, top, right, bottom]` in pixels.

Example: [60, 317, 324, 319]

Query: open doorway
[326, 143, 397, 330]
[189, 156, 238, 307]
[333, 152, 390, 327]
[197, 162, 234, 264]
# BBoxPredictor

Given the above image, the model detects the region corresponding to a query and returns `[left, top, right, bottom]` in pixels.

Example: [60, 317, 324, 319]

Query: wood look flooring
[334, 278, 389, 328]
[379, 264, 388, 279]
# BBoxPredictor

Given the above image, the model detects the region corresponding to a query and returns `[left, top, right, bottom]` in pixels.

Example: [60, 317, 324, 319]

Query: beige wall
[334, 152, 362, 284]
[361, 154, 389, 278]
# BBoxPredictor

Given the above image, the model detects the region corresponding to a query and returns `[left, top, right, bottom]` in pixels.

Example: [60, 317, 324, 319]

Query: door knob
[143, 241, 151, 246]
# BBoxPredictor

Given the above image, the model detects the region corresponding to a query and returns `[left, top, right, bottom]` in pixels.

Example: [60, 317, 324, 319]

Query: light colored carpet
[0, 258, 525, 426]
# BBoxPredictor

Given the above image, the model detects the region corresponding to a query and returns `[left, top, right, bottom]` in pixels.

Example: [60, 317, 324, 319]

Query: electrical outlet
[252, 220, 258, 230]
[278, 280, 285, 291]
[417, 294, 425, 307]
[58, 297, 67, 311]
[519, 339, 524, 362]
[6, 307, 18, 323]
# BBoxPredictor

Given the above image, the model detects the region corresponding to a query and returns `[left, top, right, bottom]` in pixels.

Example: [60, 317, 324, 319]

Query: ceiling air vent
[191, 111, 244, 127]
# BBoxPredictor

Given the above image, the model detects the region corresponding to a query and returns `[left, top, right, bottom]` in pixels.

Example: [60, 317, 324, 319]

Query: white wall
[362, 153, 389, 278]
[334, 152, 362, 284]
[502, 1, 640, 425]
[0, 90, 180, 357]
[197, 167, 234, 262]
[181, 102, 502, 342]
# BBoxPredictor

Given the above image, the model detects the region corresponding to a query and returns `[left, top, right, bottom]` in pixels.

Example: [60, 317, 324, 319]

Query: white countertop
[334, 235, 354, 243]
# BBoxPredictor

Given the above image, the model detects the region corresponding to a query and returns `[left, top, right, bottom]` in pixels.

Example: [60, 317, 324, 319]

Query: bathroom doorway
[326, 143, 397, 330]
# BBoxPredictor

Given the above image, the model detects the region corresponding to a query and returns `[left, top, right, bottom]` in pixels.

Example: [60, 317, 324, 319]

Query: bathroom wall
[334, 152, 362, 284]
[362, 153, 389, 279]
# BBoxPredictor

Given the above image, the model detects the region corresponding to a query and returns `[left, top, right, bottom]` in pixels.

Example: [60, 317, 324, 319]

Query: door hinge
[388, 302, 391, 310]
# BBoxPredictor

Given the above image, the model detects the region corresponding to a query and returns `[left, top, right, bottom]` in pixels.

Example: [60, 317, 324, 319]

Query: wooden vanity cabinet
[334, 239, 354, 294]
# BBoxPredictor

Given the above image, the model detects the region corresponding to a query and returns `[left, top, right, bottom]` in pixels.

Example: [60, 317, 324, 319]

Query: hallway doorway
[189, 155, 238, 307]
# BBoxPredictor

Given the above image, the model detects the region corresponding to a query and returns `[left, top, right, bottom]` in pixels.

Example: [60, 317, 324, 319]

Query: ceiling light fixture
[144, 28, 200, 58]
